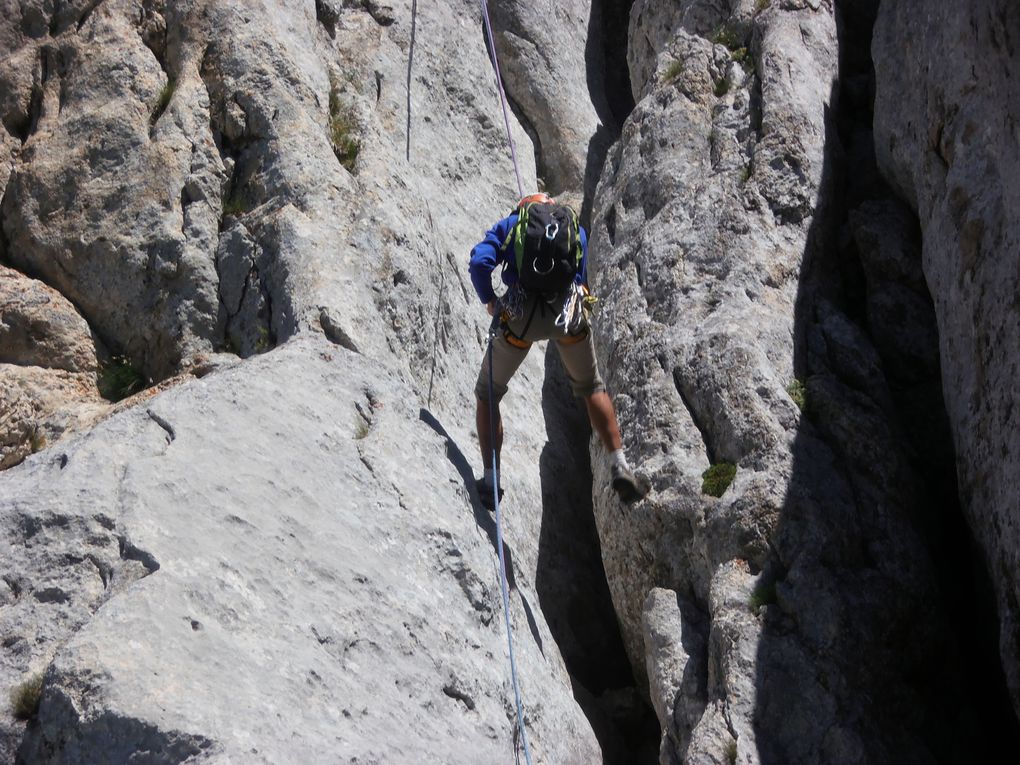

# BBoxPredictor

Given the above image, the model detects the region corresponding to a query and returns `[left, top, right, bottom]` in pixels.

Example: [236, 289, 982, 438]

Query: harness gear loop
[556, 329, 588, 346]
[555, 282, 588, 334]
[503, 330, 532, 350]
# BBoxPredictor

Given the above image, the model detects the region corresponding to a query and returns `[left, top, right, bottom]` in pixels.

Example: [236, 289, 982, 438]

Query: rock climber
[469, 192, 646, 509]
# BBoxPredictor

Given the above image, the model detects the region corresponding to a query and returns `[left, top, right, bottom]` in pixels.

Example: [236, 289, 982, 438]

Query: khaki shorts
[475, 292, 605, 403]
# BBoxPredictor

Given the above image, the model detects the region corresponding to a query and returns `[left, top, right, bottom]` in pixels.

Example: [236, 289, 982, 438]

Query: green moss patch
[701, 462, 736, 497]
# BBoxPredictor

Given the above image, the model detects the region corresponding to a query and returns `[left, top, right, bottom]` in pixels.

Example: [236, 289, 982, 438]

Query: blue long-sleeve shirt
[468, 213, 589, 304]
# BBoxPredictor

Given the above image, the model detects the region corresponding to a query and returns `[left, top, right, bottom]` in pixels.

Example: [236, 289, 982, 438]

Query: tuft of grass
[714, 77, 731, 98]
[98, 357, 146, 402]
[787, 379, 808, 412]
[738, 165, 752, 185]
[663, 58, 684, 83]
[222, 192, 250, 217]
[151, 78, 176, 125]
[711, 25, 745, 52]
[730, 46, 754, 74]
[754, 0, 771, 15]
[328, 77, 360, 172]
[702, 462, 736, 498]
[9, 673, 44, 720]
[354, 417, 370, 440]
[29, 427, 46, 454]
[254, 325, 271, 353]
[749, 581, 778, 614]
[725, 739, 738, 764]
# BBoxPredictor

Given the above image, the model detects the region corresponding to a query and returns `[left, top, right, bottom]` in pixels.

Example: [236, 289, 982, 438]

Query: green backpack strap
[567, 206, 582, 269]
[512, 202, 532, 274]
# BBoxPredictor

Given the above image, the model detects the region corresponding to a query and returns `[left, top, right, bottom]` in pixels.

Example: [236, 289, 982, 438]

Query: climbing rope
[479, 0, 525, 199]
[485, 307, 534, 765]
[478, 3, 534, 760]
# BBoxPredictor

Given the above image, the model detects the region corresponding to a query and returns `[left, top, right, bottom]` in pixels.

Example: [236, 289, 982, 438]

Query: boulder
[0, 265, 104, 470]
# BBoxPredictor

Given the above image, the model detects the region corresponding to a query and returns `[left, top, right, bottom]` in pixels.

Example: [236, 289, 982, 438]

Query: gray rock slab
[3, 335, 599, 763]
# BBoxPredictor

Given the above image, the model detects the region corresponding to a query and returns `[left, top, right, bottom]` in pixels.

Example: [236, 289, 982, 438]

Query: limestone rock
[0, 0, 613, 760]
[0, 266, 104, 469]
[587, 1, 983, 761]
[484, 0, 604, 196]
[0, 265, 97, 374]
[4, 337, 600, 763]
[873, 0, 1020, 715]
[1, 0, 224, 380]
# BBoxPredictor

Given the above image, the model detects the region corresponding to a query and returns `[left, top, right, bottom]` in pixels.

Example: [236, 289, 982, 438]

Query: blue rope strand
[486, 320, 534, 765]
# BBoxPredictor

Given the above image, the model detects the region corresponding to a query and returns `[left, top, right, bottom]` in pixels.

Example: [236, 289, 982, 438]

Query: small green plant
[151, 78, 176, 124]
[787, 379, 807, 412]
[222, 192, 250, 217]
[714, 77, 731, 98]
[702, 462, 736, 497]
[754, 0, 771, 15]
[254, 325, 271, 352]
[328, 77, 360, 172]
[354, 417, 370, 440]
[749, 581, 777, 614]
[29, 427, 46, 453]
[725, 739, 738, 764]
[730, 46, 754, 74]
[663, 58, 684, 83]
[711, 25, 744, 52]
[738, 165, 752, 185]
[9, 673, 43, 720]
[98, 357, 146, 402]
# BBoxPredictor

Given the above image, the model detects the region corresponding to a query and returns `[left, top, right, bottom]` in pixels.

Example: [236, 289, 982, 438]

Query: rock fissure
[672, 367, 717, 465]
[76, 0, 106, 32]
[145, 408, 175, 444]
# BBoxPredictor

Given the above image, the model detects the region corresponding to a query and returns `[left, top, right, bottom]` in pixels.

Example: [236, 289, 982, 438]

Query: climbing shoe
[475, 478, 505, 512]
[611, 464, 646, 504]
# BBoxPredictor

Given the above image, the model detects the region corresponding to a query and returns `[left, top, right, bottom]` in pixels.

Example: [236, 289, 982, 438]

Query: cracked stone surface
[2, 0, 1019, 761]
[3, 336, 599, 763]
[585, 0, 1014, 762]
[873, 0, 1020, 717]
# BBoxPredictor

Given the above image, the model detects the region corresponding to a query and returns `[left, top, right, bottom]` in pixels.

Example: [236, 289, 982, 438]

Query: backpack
[506, 202, 582, 293]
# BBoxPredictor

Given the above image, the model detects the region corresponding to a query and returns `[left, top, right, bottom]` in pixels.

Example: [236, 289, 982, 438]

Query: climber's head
[517, 192, 554, 208]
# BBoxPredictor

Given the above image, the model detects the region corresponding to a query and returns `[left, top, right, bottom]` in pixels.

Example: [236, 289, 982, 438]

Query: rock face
[872, 0, 1020, 716]
[3, 0, 1019, 762]
[0, 265, 104, 469]
[485, 0, 604, 197]
[1, 0, 613, 761]
[3, 336, 598, 762]
[587, 0, 1017, 762]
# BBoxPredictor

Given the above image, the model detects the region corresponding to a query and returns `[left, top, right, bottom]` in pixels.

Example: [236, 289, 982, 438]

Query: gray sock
[610, 449, 629, 471]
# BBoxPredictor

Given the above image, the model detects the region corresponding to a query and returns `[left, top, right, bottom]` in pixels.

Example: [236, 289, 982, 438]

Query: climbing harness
[485, 306, 534, 765]
[479, 1, 533, 761]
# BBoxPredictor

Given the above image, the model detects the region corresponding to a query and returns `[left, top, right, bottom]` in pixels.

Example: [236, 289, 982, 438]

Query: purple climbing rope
[479, 0, 525, 199]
